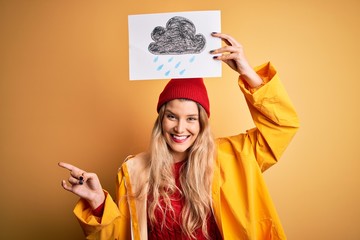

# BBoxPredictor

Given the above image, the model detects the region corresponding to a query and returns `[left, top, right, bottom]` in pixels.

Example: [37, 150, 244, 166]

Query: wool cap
[157, 78, 210, 117]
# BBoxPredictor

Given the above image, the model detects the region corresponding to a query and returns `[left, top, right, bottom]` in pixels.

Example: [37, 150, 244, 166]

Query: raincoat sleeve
[73, 166, 132, 239]
[238, 62, 300, 171]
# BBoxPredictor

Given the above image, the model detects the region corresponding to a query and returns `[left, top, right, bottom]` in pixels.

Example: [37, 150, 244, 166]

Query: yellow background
[1, 0, 359, 239]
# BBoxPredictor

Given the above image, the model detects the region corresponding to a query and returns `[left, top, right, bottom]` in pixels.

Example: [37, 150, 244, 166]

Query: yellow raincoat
[73, 62, 300, 240]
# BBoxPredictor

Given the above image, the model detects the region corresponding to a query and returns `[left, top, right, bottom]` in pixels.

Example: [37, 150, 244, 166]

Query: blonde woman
[59, 33, 299, 239]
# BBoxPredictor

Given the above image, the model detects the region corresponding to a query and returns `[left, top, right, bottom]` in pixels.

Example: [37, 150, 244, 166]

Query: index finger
[58, 162, 80, 172]
[212, 32, 240, 47]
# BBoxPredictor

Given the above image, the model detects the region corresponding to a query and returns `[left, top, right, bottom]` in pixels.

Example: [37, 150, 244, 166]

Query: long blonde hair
[147, 100, 215, 239]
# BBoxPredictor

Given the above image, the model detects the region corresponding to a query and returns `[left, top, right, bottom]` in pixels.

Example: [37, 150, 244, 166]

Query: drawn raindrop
[189, 55, 195, 63]
[157, 64, 164, 71]
[168, 57, 174, 63]
[179, 69, 186, 75]
[175, 61, 181, 69]
[165, 70, 171, 76]
[153, 56, 159, 63]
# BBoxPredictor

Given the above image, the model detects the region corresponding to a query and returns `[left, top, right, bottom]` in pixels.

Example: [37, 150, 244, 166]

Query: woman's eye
[188, 117, 198, 121]
[167, 114, 176, 119]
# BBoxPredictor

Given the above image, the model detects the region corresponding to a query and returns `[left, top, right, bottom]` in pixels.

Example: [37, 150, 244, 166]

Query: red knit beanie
[157, 78, 210, 117]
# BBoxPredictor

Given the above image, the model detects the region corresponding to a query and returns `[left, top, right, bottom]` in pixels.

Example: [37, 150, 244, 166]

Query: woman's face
[162, 99, 200, 162]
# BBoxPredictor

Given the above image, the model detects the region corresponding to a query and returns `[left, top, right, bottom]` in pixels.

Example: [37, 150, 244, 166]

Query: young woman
[59, 32, 299, 239]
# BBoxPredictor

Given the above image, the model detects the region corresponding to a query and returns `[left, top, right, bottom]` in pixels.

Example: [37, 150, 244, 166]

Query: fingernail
[79, 176, 83, 181]
[212, 32, 218, 34]
[209, 50, 215, 54]
[213, 56, 218, 59]
[79, 179, 84, 185]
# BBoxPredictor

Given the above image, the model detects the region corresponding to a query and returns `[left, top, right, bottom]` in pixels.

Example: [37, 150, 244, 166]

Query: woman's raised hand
[58, 162, 105, 209]
[210, 32, 263, 88]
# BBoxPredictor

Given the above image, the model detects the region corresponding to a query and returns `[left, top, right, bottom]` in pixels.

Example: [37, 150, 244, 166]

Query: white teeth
[173, 135, 187, 140]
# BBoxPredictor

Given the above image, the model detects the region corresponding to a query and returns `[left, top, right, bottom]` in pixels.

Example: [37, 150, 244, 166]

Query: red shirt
[147, 161, 222, 240]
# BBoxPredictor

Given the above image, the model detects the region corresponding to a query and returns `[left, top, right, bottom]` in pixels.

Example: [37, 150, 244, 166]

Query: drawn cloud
[148, 16, 206, 55]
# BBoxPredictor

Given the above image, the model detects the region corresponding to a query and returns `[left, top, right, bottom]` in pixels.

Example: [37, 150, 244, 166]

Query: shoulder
[125, 152, 150, 164]
[120, 152, 150, 173]
[215, 133, 247, 147]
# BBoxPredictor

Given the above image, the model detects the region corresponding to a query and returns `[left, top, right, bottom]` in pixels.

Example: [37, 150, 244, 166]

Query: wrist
[240, 67, 263, 88]
[88, 191, 106, 210]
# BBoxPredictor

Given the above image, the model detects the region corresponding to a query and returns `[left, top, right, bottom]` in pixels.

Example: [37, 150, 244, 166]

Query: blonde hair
[147, 100, 215, 239]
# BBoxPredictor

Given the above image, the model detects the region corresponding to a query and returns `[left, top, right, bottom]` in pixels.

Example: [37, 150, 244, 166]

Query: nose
[174, 119, 185, 133]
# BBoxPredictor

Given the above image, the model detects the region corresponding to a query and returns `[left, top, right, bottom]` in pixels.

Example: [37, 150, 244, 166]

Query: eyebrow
[164, 109, 199, 117]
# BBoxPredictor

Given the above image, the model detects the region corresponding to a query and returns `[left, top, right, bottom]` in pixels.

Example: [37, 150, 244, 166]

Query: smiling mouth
[171, 134, 189, 143]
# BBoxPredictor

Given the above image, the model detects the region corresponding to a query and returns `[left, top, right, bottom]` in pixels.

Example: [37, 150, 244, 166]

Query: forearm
[73, 192, 122, 238]
[238, 63, 264, 88]
[239, 62, 300, 170]
[242, 62, 299, 124]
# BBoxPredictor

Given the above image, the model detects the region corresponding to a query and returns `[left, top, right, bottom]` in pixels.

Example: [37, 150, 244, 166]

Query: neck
[171, 151, 188, 163]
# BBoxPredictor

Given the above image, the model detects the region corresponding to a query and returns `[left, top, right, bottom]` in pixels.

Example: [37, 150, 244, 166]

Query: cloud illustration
[148, 16, 206, 55]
